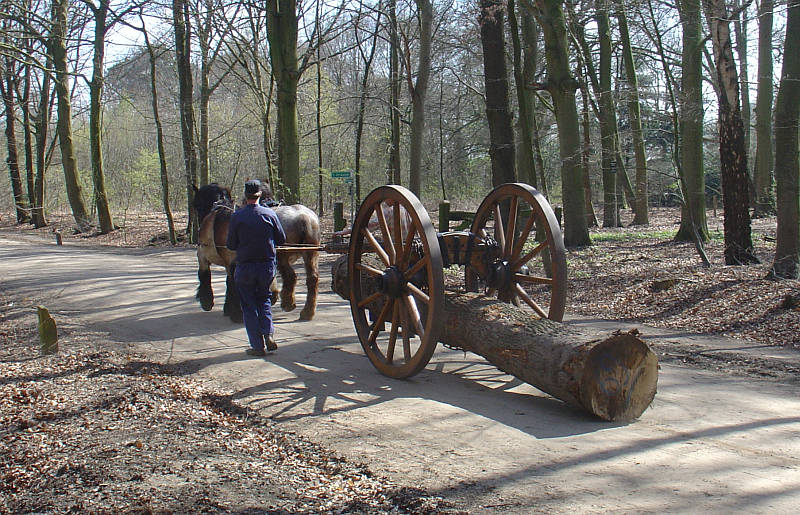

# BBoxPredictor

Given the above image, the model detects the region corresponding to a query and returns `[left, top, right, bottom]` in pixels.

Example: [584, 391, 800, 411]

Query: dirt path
[2, 233, 799, 513]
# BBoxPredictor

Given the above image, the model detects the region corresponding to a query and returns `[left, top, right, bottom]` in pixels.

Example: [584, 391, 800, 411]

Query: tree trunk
[50, 0, 91, 233]
[675, 0, 708, 242]
[753, 0, 774, 217]
[733, 0, 750, 172]
[480, 0, 517, 188]
[442, 293, 658, 422]
[407, 0, 433, 198]
[509, 0, 535, 187]
[144, 30, 176, 245]
[617, 4, 648, 225]
[198, 24, 211, 187]
[1, 65, 30, 224]
[173, 0, 199, 242]
[267, 0, 301, 204]
[520, 12, 548, 196]
[32, 54, 52, 228]
[596, 1, 618, 228]
[532, 0, 590, 247]
[769, 0, 800, 279]
[89, 0, 114, 234]
[316, 0, 324, 214]
[22, 55, 35, 221]
[388, 0, 401, 185]
[580, 83, 599, 226]
[703, 0, 758, 265]
[354, 5, 382, 202]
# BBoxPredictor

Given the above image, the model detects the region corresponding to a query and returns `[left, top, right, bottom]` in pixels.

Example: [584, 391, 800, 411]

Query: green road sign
[331, 170, 352, 178]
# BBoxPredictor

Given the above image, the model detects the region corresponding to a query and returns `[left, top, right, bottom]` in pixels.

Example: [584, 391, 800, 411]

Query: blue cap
[244, 180, 262, 198]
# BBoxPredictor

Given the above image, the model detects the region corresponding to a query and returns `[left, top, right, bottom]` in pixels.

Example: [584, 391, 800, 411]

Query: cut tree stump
[332, 256, 658, 421]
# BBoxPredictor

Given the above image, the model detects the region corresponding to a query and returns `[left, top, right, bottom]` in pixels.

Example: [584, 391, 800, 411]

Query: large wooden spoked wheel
[465, 183, 567, 321]
[348, 186, 444, 379]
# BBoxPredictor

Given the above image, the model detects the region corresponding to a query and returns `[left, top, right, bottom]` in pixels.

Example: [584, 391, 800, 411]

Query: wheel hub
[379, 266, 406, 297]
[486, 259, 512, 290]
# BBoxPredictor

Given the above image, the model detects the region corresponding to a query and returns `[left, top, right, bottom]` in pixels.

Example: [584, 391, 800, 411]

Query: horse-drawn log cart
[195, 181, 657, 421]
[325, 183, 658, 422]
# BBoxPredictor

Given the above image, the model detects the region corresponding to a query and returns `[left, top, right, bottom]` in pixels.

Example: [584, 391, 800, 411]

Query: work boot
[265, 335, 278, 352]
[245, 348, 266, 357]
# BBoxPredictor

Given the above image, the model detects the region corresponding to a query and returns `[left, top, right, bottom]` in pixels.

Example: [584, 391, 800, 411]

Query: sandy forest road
[2, 232, 800, 513]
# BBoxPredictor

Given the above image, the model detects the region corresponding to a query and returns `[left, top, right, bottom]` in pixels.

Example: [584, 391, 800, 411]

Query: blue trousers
[234, 261, 276, 351]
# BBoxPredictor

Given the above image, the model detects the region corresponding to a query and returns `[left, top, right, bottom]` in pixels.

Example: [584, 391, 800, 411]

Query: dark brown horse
[194, 183, 320, 322]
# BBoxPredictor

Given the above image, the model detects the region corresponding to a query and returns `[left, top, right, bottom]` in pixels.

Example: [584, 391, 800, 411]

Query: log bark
[332, 256, 658, 421]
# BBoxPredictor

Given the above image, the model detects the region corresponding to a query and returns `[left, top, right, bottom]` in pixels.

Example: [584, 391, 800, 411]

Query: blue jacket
[226, 203, 286, 263]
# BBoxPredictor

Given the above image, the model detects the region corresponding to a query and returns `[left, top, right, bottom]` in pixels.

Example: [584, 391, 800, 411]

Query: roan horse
[193, 183, 320, 322]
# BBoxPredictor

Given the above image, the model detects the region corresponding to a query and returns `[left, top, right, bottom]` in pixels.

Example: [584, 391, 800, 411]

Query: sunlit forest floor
[2, 205, 798, 349]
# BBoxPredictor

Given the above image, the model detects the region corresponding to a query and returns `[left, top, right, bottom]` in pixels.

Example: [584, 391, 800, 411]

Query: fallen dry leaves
[566, 209, 799, 349]
[0, 302, 451, 513]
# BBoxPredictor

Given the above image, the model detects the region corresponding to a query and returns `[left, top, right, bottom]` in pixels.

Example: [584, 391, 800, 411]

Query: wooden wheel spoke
[503, 196, 518, 258]
[367, 298, 394, 347]
[363, 228, 391, 266]
[375, 203, 396, 263]
[386, 301, 400, 363]
[512, 240, 548, 270]
[405, 282, 430, 305]
[400, 223, 418, 266]
[357, 290, 384, 309]
[510, 213, 536, 266]
[392, 203, 403, 262]
[402, 294, 425, 342]
[355, 262, 384, 277]
[515, 284, 548, 318]
[515, 273, 553, 286]
[404, 254, 430, 281]
[400, 302, 412, 361]
[493, 203, 505, 250]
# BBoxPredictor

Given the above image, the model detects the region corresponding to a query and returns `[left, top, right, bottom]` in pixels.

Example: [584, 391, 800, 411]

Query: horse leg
[196, 255, 214, 311]
[299, 252, 319, 320]
[270, 277, 280, 306]
[277, 256, 297, 312]
[224, 263, 243, 323]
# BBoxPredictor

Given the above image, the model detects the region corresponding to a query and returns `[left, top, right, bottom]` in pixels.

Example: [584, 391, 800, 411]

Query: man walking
[226, 179, 286, 356]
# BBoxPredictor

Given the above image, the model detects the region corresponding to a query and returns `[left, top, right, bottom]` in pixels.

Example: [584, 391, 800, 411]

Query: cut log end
[580, 332, 658, 422]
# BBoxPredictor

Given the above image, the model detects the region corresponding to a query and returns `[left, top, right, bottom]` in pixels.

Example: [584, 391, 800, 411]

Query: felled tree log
[331, 256, 658, 421]
[441, 293, 657, 421]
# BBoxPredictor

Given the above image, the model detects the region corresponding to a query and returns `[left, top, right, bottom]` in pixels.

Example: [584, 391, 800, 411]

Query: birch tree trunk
[703, 0, 758, 265]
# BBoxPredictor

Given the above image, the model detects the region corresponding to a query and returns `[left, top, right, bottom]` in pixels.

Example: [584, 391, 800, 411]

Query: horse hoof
[200, 301, 214, 311]
[299, 310, 314, 321]
[229, 314, 243, 323]
[281, 302, 296, 312]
